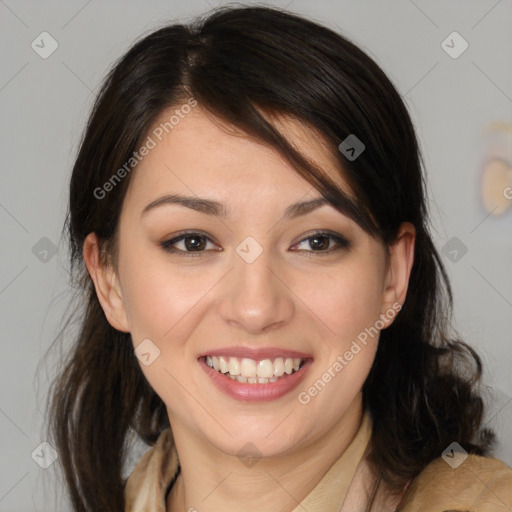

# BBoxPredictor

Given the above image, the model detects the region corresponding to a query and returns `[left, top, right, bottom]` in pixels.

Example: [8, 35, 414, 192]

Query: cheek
[294, 267, 381, 421]
[120, 255, 212, 407]
[291, 257, 384, 408]
[119, 243, 215, 344]
[293, 260, 385, 345]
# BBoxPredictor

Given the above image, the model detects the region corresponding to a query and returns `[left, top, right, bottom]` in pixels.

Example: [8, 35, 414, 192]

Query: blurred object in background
[480, 121, 512, 216]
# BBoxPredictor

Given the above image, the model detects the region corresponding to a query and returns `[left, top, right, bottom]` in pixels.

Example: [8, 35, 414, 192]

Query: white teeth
[256, 359, 274, 378]
[204, 355, 305, 382]
[228, 357, 241, 376]
[273, 357, 284, 376]
[241, 358, 257, 377]
[219, 356, 229, 373]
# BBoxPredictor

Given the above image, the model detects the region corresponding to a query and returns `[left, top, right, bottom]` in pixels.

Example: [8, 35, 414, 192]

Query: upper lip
[198, 346, 313, 360]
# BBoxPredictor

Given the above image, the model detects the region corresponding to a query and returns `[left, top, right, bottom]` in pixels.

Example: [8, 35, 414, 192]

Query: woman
[45, 5, 512, 511]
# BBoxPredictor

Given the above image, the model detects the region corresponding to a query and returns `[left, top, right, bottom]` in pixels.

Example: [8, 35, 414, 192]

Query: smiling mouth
[202, 355, 307, 384]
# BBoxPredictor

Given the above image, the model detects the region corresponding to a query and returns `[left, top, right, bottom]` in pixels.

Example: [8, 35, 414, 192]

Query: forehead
[123, 105, 353, 214]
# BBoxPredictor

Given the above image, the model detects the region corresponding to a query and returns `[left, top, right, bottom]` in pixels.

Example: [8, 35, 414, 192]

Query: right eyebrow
[141, 194, 228, 218]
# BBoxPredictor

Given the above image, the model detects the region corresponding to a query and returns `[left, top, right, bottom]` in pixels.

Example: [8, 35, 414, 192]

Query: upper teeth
[206, 355, 303, 379]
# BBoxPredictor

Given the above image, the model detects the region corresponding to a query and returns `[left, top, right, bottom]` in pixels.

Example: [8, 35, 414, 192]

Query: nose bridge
[218, 236, 294, 333]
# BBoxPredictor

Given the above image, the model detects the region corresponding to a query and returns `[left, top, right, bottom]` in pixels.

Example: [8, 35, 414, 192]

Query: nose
[217, 242, 295, 335]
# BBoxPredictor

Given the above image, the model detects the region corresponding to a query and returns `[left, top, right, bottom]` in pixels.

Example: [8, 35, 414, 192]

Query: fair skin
[84, 104, 415, 512]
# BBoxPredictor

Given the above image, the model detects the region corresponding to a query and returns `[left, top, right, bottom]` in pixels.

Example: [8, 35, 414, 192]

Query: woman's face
[85, 104, 414, 458]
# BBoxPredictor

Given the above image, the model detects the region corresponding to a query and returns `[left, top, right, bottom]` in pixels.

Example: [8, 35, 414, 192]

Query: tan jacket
[124, 414, 512, 512]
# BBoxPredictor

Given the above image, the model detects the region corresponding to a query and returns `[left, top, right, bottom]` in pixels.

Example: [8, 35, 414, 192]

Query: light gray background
[1, 1, 511, 510]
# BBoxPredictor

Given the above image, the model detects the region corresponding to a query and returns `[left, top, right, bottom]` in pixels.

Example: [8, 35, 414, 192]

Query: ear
[83, 232, 130, 333]
[379, 222, 416, 328]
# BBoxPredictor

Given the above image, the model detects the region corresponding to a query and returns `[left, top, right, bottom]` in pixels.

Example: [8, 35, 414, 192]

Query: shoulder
[398, 453, 512, 512]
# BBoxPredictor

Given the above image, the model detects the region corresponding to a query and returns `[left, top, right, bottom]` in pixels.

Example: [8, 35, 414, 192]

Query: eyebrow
[140, 193, 361, 224]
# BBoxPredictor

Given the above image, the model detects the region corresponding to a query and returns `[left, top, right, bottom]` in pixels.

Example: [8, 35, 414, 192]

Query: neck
[166, 395, 367, 512]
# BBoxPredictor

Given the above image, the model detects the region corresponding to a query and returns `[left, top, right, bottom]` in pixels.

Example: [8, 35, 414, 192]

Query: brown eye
[292, 231, 350, 255]
[160, 232, 219, 257]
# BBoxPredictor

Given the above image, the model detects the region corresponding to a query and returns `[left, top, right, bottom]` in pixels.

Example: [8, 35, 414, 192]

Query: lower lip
[198, 357, 313, 402]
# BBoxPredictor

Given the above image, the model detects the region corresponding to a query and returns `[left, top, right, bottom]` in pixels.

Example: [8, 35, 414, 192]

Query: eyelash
[159, 230, 350, 258]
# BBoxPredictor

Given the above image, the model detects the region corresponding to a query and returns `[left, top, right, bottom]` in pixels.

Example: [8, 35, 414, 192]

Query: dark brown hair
[44, 5, 494, 511]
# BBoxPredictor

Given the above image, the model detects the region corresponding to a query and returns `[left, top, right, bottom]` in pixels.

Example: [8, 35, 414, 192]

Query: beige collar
[124, 412, 372, 512]
[291, 411, 372, 511]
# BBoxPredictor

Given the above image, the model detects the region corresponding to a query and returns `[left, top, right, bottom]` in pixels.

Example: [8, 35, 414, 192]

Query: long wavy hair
[44, 5, 495, 511]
